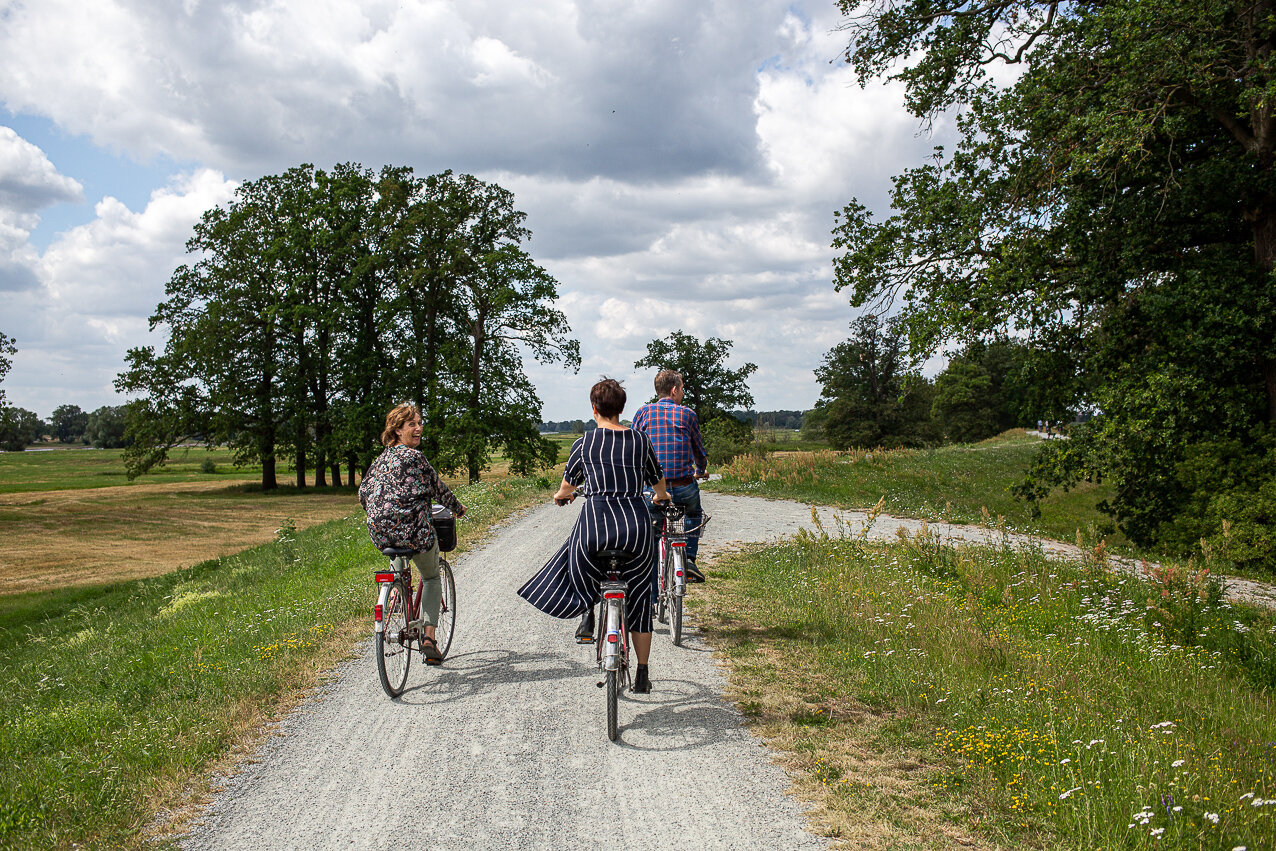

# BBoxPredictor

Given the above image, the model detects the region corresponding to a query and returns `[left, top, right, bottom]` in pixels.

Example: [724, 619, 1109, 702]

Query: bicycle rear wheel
[434, 560, 456, 660]
[606, 669, 619, 741]
[376, 580, 411, 697]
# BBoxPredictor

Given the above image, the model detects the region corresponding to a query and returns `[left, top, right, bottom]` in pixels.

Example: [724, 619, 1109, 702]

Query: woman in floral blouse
[360, 403, 466, 664]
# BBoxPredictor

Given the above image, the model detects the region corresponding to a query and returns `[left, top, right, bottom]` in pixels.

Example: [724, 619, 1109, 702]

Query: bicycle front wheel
[671, 553, 684, 647]
[376, 580, 411, 697]
[434, 560, 456, 660]
[606, 669, 619, 741]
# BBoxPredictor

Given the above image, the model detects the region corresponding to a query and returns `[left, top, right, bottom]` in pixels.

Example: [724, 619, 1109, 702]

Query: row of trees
[808, 315, 1066, 450]
[831, 0, 1276, 569]
[120, 164, 579, 489]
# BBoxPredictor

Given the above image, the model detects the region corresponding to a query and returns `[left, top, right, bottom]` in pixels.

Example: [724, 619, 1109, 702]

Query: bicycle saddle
[380, 546, 419, 558]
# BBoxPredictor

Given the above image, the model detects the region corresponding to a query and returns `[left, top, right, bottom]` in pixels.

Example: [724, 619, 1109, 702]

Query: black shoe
[684, 561, 705, 583]
[632, 665, 651, 693]
[575, 610, 595, 644]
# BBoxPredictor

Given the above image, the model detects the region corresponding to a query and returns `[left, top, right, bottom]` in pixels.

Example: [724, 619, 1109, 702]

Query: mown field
[695, 438, 1276, 850]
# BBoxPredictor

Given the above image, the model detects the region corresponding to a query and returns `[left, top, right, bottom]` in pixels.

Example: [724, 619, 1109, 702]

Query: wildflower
[1204, 812, 1219, 824]
[1171, 760, 1185, 767]
[1059, 787, 1081, 799]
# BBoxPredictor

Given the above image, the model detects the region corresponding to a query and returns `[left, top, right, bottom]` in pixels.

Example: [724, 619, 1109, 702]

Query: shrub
[702, 415, 754, 465]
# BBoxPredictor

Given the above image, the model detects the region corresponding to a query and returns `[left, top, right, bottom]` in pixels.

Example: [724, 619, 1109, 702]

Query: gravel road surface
[180, 490, 1276, 850]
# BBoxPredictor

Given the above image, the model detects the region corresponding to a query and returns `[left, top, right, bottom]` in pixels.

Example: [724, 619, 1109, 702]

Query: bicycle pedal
[596, 680, 604, 688]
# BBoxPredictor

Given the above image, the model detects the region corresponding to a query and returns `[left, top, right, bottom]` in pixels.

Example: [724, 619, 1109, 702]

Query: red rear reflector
[603, 591, 624, 600]
[606, 633, 619, 643]
[672, 542, 686, 548]
[375, 573, 396, 583]
[675, 570, 684, 577]
[374, 604, 383, 621]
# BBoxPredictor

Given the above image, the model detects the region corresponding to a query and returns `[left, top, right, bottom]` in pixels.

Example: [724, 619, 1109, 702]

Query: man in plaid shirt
[631, 369, 708, 582]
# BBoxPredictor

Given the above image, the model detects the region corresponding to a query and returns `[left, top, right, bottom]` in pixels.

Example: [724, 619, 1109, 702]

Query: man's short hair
[590, 377, 627, 419]
[654, 369, 682, 398]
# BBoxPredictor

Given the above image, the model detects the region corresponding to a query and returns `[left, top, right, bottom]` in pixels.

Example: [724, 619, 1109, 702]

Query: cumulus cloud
[2, 169, 238, 410]
[0, 0, 952, 418]
[0, 127, 83, 292]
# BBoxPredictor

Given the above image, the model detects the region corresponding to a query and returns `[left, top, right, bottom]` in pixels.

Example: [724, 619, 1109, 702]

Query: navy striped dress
[518, 427, 663, 632]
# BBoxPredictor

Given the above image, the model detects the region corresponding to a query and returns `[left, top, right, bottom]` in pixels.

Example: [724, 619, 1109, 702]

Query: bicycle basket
[430, 504, 457, 552]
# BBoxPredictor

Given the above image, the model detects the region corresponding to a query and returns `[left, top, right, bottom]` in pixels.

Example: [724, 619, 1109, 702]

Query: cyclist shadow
[615, 677, 743, 752]
[393, 647, 580, 705]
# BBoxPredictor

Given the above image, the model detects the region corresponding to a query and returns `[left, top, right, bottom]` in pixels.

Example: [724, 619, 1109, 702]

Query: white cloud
[0, 0, 953, 420]
[2, 169, 238, 412]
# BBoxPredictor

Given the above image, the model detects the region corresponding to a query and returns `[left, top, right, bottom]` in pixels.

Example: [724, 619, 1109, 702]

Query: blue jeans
[645, 481, 703, 602]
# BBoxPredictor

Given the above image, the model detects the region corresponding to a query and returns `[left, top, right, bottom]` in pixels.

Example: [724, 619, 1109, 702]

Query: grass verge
[695, 520, 1276, 850]
[0, 474, 554, 850]
[707, 432, 1126, 550]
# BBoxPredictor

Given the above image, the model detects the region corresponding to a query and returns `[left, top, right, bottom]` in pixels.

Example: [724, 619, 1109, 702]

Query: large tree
[832, 0, 1276, 558]
[634, 330, 757, 422]
[50, 404, 89, 444]
[120, 164, 574, 488]
[814, 314, 939, 449]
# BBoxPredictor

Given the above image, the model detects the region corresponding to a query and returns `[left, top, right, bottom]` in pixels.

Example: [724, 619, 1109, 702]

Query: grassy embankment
[0, 447, 555, 850]
[708, 430, 1121, 550]
[695, 435, 1276, 850]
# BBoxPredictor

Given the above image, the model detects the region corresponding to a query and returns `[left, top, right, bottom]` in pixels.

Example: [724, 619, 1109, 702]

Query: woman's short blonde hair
[381, 403, 422, 447]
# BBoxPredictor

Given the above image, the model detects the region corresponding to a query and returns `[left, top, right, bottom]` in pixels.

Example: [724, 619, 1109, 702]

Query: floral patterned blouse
[359, 444, 465, 552]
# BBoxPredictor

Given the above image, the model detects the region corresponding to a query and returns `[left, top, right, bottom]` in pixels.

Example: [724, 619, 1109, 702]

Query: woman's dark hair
[381, 402, 422, 447]
[590, 378, 626, 419]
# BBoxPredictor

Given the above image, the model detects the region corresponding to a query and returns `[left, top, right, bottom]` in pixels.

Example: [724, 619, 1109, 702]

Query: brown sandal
[421, 637, 443, 665]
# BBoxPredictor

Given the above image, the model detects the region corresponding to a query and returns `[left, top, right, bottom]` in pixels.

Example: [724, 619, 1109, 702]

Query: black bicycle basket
[430, 504, 457, 552]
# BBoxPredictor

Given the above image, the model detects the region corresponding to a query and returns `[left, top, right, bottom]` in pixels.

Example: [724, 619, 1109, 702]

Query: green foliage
[0, 331, 13, 409]
[0, 407, 42, 452]
[832, 0, 1276, 561]
[701, 414, 755, 465]
[634, 330, 757, 421]
[83, 405, 128, 449]
[815, 314, 940, 449]
[49, 404, 88, 444]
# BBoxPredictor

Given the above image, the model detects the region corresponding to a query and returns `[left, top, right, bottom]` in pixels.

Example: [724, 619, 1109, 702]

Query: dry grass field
[0, 447, 525, 594]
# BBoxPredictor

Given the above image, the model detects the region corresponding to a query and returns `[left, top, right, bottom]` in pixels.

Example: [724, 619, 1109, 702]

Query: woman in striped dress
[517, 378, 671, 694]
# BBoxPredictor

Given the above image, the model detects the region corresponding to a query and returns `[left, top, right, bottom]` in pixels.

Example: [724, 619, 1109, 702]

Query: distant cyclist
[631, 369, 709, 583]
[517, 378, 671, 694]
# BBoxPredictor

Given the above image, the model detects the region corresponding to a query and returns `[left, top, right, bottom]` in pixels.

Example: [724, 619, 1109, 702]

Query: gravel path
[179, 490, 1276, 850]
[180, 493, 833, 851]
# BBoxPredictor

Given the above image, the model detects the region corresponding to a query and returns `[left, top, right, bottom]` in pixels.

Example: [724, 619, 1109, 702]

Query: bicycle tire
[656, 546, 670, 624]
[434, 560, 456, 660]
[671, 552, 684, 647]
[606, 668, 619, 741]
[376, 580, 411, 697]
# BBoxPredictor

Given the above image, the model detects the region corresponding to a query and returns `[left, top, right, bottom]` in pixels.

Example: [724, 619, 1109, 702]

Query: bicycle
[591, 548, 632, 742]
[653, 502, 710, 647]
[372, 506, 457, 698]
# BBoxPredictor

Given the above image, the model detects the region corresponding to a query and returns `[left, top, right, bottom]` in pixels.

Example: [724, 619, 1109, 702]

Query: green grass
[0, 475, 554, 850]
[699, 529, 1276, 850]
[708, 432, 1124, 549]
[0, 446, 272, 494]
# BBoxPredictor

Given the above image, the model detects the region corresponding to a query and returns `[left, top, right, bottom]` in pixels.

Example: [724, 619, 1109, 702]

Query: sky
[0, 0, 952, 424]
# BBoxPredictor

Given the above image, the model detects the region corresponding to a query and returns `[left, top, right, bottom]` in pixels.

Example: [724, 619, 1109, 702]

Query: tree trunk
[330, 462, 341, 487]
